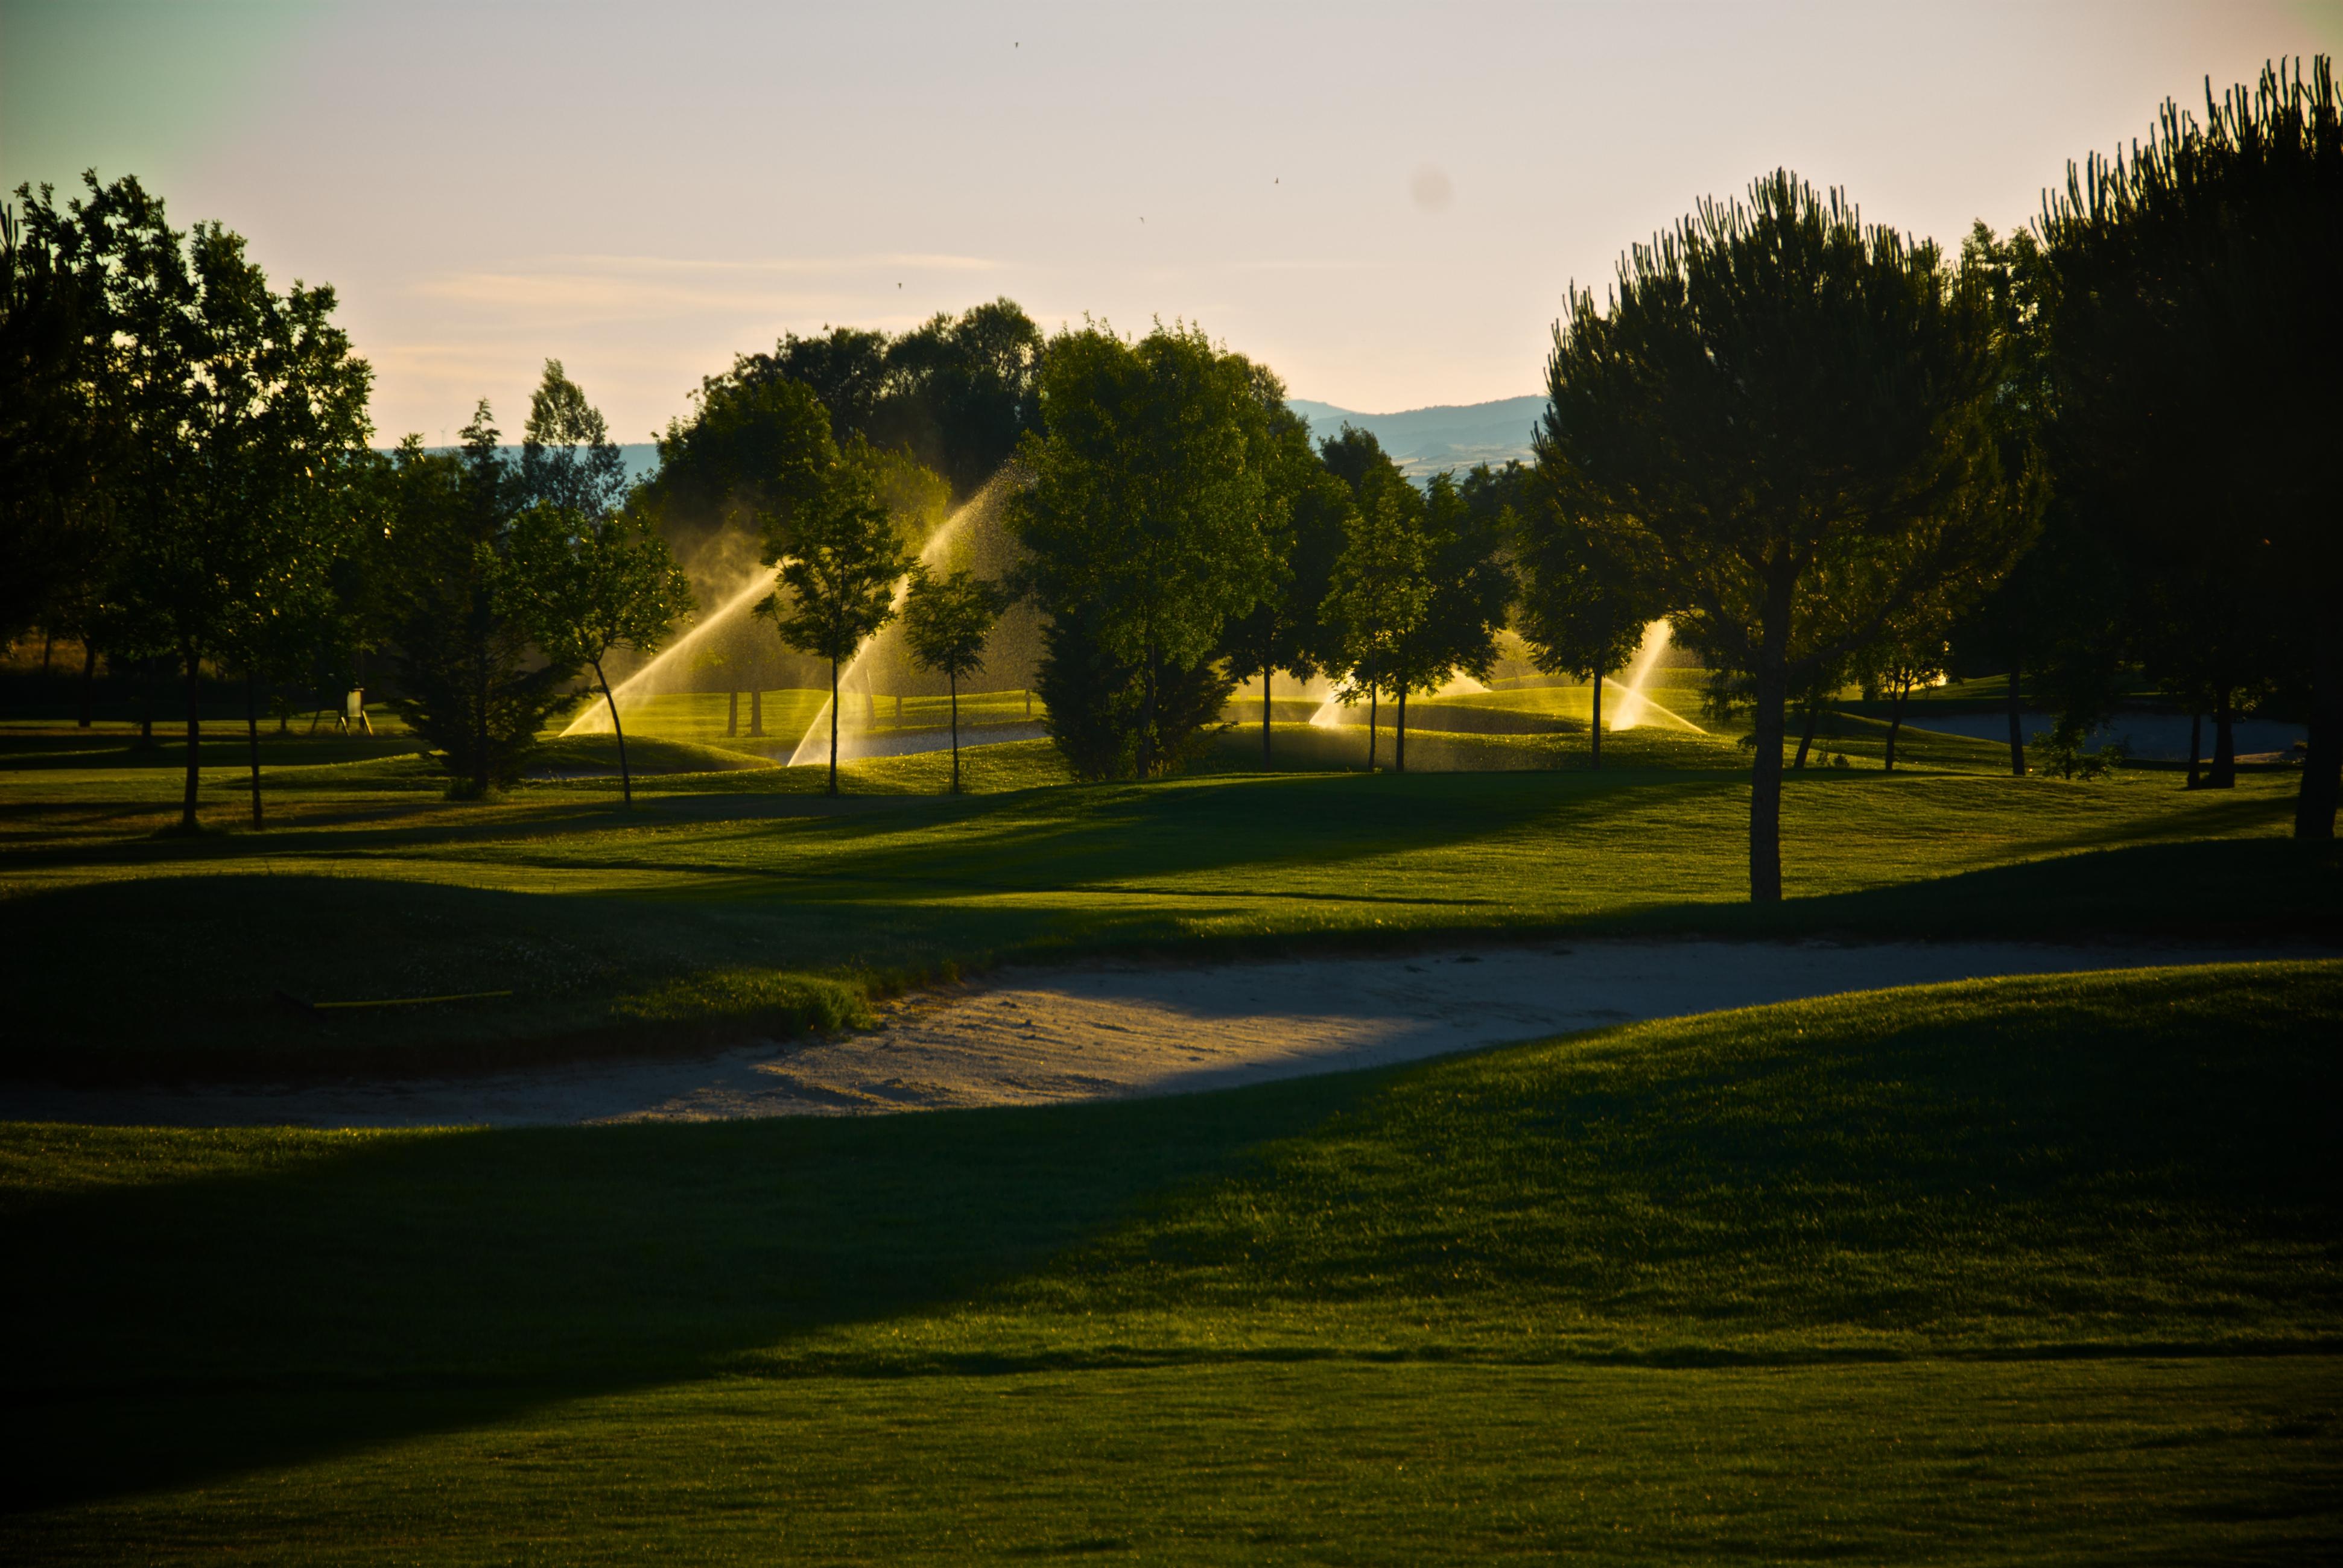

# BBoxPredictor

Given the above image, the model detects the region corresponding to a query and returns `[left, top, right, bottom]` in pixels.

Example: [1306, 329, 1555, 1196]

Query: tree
[1542, 171, 2037, 900]
[33, 177, 376, 831]
[1, 189, 106, 652]
[717, 300, 1045, 501]
[1010, 324, 1272, 780]
[1517, 479, 1660, 768]
[880, 299, 1047, 495]
[521, 359, 631, 518]
[1382, 473, 1514, 772]
[383, 414, 574, 797]
[2040, 58, 2341, 832]
[1857, 606, 1952, 774]
[1220, 406, 1354, 765]
[1323, 485, 1429, 772]
[756, 439, 911, 795]
[502, 364, 691, 805]
[644, 371, 835, 549]
[509, 502, 693, 805]
[901, 566, 1006, 792]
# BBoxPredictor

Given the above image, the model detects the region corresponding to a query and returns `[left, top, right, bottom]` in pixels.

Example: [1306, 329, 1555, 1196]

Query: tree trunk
[597, 659, 633, 806]
[1590, 668, 1603, 770]
[77, 642, 97, 729]
[1261, 668, 1272, 767]
[244, 674, 264, 829]
[1395, 687, 1407, 774]
[726, 689, 738, 738]
[950, 669, 961, 794]
[473, 639, 491, 798]
[1366, 678, 1378, 772]
[1884, 674, 1910, 774]
[40, 629, 54, 677]
[2186, 713, 2203, 791]
[180, 650, 202, 832]
[749, 688, 764, 737]
[138, 657, 156, 747]
[828, 657, 840, 795]
[2209, 686, 2236, 789]
[1793, 693, 1818, 770]
[1748, 659, 1789, 903]
[1139, 642, 1161, 779]
[2295, 616, 2339, 840]
[2006, 660, 2026, 776]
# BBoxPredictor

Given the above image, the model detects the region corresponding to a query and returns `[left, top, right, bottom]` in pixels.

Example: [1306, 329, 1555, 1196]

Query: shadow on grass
[0, 1072, 1375, 1513]
[1657, 836, 2343, 946]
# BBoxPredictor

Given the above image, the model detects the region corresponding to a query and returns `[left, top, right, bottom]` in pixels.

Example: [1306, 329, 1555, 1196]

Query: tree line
[5, 57, 2333, 895]
[0, 175, 700, 820]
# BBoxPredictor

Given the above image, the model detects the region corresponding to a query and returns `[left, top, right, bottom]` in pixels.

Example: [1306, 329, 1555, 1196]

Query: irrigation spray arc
[561, 468, 1029, 755]
[559, 565, 782, 738]
[1302, 619, 1704, 737]
[784, 469, 1026, 767]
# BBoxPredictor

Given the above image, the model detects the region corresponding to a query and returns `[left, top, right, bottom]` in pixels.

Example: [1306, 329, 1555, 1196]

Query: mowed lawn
[0, 722, 2332, 1076]
[3, 963, 2338, 1561]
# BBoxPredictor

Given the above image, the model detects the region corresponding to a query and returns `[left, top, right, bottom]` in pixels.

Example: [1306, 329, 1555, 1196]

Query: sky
[6, 1, 2338, 444]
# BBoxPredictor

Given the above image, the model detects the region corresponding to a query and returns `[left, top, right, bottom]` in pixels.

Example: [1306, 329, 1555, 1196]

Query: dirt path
[0, 940, 2297, 1130]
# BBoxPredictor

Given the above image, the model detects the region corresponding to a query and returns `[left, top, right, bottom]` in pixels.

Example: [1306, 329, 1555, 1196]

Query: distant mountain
[1286, 395, 1545, 479]
[392, 409, 1542, 494]
[393, 444, 664, 485]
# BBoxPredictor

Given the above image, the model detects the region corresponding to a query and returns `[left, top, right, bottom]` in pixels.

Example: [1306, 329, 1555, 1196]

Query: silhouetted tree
[1, 188, 108, 653]
[503, 364, 693, 805]
[902, 566, 1007, 792]
[509, 502, 693, 805]
[1220, 402, 1354, 765]
[1011, 324, 1270, 779]
[1542, 171, 2038, 900]
[1857, 605, 1952, 774]
[1517, 477, 1661, 769]
[1324, 482, 1429, 773]
[756, 440, 911, 795]
[1384, 472, 1514, 772]
[2040, 58, 2340, 832]
[28, 177, 376, 830]
[384, 414, 574, 796]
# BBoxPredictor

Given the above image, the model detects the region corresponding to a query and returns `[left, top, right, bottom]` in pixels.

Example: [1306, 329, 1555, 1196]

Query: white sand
[0, 940, 2294, 1130]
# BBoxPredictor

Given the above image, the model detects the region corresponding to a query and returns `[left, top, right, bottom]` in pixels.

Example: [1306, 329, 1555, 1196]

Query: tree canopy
[756, 438, 914, 795]
[1542, 170, 2037, 899]
[2039, 57, 2342, 836]
[1011, 323, 1275, 779]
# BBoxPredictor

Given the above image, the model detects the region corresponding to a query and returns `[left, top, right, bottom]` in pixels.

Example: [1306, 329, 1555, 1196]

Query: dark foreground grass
[4, 963, 2339, 1561]
[2, 735, 2333, 1076]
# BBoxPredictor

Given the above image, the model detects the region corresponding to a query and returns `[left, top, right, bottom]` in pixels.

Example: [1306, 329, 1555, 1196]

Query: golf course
[8, 12, 2342, 1558]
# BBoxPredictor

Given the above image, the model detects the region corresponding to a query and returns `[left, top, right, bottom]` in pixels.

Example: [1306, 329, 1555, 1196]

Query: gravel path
[0, 940, 2294, 1130]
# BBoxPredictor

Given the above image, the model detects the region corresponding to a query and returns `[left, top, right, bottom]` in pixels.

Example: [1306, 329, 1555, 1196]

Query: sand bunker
[0, 940, 2295, 1130]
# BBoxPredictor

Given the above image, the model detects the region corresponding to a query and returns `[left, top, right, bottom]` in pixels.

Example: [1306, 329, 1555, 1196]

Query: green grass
[2, 716, 2332, 1075]
[5, 963, 2338, 1560]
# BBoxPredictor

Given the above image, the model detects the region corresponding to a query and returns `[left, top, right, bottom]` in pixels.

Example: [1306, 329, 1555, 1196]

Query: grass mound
[526, 732, 777, 777]
[4, 963, 2338, 1557]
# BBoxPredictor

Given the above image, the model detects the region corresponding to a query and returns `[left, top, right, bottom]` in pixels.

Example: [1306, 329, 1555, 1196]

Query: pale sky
[6, 1, 2337, 444]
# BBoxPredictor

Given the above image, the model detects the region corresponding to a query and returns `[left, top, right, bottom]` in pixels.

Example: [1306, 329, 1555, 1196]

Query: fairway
[1, 724, 2331, 1080]
[5, 963, 2339, 1560]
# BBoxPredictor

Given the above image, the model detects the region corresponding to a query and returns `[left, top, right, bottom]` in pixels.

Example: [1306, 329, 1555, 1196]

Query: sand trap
[0, 940, 2298, 1130]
